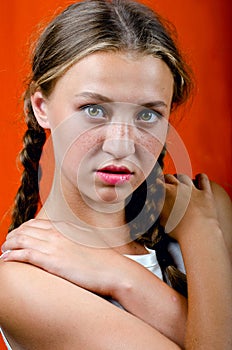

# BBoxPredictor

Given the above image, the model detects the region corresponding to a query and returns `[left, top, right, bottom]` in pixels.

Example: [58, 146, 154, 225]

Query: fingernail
[0, 250, 12, 259]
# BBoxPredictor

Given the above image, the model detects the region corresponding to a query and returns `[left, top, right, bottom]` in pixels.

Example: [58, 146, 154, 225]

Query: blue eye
[137, 109, 161, 123]
[82, 105, 105, 119]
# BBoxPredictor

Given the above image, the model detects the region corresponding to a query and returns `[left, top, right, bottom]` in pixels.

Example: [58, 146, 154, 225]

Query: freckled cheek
[136, 119, 168, 152]
[72, 128, 105, 155]
[135, 129, 165, 157]
[62, 128, 105, 170]
[140, 137, 163, 155]
[134, 130, 166, 179]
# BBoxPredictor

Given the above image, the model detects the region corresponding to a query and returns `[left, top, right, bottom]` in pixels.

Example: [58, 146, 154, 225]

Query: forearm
[0, 261, 182, 350]
[159, 174, 232, 349]
[179, 225, 232, 349]
[112, 258, 187, 348]
[1, 220, 187, 347]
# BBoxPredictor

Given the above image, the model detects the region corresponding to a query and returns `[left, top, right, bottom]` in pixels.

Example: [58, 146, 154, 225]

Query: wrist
[109, 257, 137, 301]
[178, 224, 226, 270]
[169, 217, 222, 244]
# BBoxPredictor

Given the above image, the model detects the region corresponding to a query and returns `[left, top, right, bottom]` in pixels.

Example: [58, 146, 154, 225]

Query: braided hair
[125, 147, 187, 297]
[9, 0, 192, 297]
[9, 97, 46, 232]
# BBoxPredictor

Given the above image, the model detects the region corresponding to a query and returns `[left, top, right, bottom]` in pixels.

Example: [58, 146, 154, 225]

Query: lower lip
[96, 171, 132, 185]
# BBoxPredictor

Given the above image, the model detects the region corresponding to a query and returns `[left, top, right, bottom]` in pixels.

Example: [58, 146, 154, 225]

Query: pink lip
[96, 165, 133, 185]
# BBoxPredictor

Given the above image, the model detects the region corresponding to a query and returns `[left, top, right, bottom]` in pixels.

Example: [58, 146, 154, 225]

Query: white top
[125, 246, 163, 279]
[103, 246, 163, 308]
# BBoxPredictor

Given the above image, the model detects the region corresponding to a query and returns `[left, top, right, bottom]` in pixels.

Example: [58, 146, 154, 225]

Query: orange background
[0, 0, 231, 346]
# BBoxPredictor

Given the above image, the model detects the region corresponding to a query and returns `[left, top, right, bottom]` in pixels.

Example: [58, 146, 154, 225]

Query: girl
[0, 0, 231, 349]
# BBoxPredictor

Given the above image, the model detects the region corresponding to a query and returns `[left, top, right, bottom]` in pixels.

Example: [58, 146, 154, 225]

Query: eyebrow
[75, 91, 168, 109]
[141, 101, 168, 109]
[75, 92, 112, 103]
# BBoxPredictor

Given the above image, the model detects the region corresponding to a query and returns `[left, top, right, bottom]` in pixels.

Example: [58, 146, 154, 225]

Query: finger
[0, 250, 12, 258]
[175, 173, 193, 186]
[164, 174, 179, 184]
[8, 220, 91, 241]
[1, 248, 52, 272]
[2, 234, 51, 254]
[6, 227, 49, 242]
[23, 218, 54, 229]
[14, 218, 59, 232]
[6, 220, 62, 241]
[195, 173, 211, 192]
[164, 176, 192, 234]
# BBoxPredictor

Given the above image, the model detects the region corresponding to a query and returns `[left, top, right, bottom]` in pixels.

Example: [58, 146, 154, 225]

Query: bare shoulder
[0, 261, 177, 350]
[0, 260, 109, 349]
[0, 260, 86, 348]
[210, 181, 232, 260]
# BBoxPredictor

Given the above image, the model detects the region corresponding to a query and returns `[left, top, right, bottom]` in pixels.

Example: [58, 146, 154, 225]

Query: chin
[96, 186, 130, 203]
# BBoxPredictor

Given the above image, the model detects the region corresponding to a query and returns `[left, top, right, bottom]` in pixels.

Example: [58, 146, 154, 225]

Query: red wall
[0, 1, 231, 345]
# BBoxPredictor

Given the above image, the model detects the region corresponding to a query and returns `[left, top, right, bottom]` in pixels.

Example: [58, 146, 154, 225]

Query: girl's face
[32, 52, 173, 208]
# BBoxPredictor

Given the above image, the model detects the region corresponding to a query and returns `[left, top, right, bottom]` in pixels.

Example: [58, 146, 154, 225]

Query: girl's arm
[109, 175, 232, 349]
[0, 259, 181, 350]
[211, 181, 232, 261]
[1, 176, 231, 348]
[1, 174, 230, 344]
[161, 174, 232, 349]
[1, 220, 187, 348]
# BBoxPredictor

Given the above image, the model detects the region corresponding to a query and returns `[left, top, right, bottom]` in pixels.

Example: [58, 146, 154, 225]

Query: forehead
[51, 52, 174, 105]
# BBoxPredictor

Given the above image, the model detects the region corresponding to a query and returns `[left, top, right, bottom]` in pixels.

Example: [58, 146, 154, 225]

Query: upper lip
[97, 165, 133, 174]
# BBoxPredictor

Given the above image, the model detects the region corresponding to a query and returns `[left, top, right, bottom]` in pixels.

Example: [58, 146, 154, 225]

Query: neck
[38, 171, 133, 248]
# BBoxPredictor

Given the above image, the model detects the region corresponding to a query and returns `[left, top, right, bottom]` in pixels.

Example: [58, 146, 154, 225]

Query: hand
[160, 175, 232, 350]
[1, 219, 129, 296]
[160, 173, 220, 241]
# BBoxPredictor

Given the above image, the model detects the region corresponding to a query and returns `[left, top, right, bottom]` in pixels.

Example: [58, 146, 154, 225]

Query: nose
[102, 122, 135, 159]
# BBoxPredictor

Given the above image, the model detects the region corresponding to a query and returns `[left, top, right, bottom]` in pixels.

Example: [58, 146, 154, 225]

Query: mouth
[96, 165, 133, 185]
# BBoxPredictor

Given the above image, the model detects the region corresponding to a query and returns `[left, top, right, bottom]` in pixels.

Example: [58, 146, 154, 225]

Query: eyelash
[136, 109, 163, 123]
[80, 104, 106, 119]
[79, 104, 163, 123]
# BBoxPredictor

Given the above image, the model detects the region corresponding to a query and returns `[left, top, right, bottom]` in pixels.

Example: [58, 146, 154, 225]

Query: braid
[125, 147, 187, 297]
[125, 148, 165, 244]
[8, 96, 46, 232]
[154, 233, 187, 297]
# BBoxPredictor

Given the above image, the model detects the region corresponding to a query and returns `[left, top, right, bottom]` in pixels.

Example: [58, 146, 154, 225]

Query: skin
[31, 52, 172, 238]
[0, 52, 232, 349]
